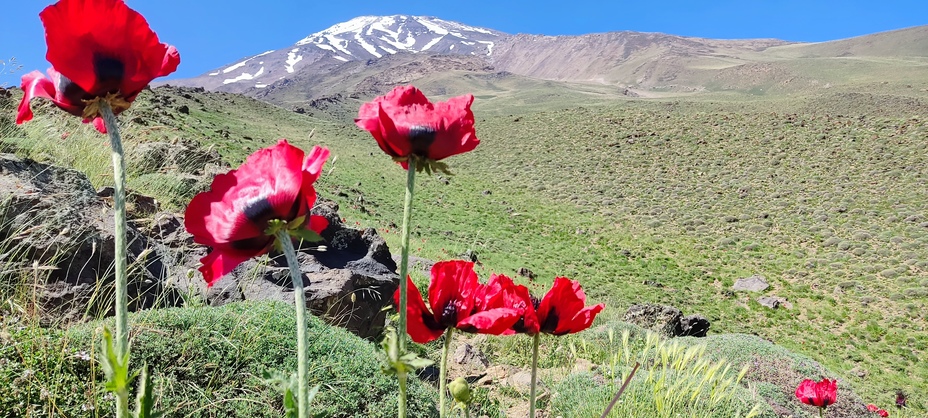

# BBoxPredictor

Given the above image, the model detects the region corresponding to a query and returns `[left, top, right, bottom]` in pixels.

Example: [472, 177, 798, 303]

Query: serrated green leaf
[134, 363, 162, 418]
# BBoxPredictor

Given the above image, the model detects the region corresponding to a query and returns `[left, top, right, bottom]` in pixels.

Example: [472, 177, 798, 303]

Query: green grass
[0, 301, 439, 417]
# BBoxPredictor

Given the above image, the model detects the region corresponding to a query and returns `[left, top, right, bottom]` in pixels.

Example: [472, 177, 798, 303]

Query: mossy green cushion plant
[0, 301, 438, 417]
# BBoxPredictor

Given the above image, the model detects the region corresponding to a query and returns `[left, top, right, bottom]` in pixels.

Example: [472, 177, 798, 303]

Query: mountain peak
[294, 15, 502, 58]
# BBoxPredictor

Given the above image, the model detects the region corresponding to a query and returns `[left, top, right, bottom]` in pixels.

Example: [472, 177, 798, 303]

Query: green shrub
[0, 301, 438, 417]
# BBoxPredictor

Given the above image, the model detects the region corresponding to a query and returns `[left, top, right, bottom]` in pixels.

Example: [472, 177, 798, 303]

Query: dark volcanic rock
[624, 304, 682, 338]
[162, 199, 399, 339]
[0, 154, 179, 324]
[623, 303, 710, 338]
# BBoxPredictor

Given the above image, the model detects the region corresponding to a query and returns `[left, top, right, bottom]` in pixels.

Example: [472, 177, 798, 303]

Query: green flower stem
[396, 159, 417, 418]
[820, 407, 824, 418]
[276, 230, 311, 418]
[529, 333, 541, 418]
[397, 368, 408, 418]
[100, 102, 130, 418]
[439, 328, 454, 418]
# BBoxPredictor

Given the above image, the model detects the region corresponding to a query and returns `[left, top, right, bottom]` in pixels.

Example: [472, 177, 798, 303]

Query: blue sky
[1, 0, 926, 85]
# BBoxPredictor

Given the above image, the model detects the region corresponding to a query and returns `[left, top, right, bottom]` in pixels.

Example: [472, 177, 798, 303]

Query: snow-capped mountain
[296, 15, 502, 57]
[181, 15, 505, 92]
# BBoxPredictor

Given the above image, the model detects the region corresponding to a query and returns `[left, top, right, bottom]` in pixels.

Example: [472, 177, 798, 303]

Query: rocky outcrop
[623, 303, 710, 338]
[1, 154, 399, 338]
[0, 154, 177, 324]
[154, 200, 399, 339]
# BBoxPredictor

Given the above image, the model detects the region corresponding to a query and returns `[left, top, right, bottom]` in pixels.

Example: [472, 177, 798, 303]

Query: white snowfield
[212, 15, 502, 86]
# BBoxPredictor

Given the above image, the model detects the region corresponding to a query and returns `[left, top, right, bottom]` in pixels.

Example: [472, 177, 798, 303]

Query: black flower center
[539, 306, 561, 335]
[440, 301, 459, 328]
[93, 54, 125, 94]
[229, 196, 302, 251]
[408, 125, 436, 156]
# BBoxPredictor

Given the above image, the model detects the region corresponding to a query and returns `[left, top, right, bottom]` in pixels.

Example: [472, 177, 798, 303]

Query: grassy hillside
[2, 81, 927, 414]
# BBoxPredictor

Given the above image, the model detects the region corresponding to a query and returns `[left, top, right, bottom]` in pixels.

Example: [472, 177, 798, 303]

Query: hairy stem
[277, 231, 311, 418]
[529, 333, 540, 418]
[100, 102, 130, 418]
[396, 159, 417, 418]
[439, 328, 454, 418]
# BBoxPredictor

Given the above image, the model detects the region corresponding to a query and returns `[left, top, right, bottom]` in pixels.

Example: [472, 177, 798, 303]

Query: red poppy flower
[878, 409, 889, 417]
[475, 274, 540, 335]
[17, 0, 180, 132]
[480, 274, 604, 336]
[355, 85, 479, 172]
[795, 378, 838, 408]
[868, 404, 881, 412]
[394, 260, 521, 343]
[184, 140, 329, 287]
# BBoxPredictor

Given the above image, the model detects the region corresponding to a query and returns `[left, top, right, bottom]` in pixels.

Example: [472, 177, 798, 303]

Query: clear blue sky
[1, 0, 926, 85]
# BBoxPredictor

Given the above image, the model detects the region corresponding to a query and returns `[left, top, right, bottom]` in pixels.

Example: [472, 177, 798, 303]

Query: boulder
[757, 295, 792, 309]
[623, 303, 711, 338]
[0, 154, 178, 324]
[733, 275, 769, 292]
[678, 314, 711, 337]
[623, 304, 682, 338]
[161, 200, 400, 339]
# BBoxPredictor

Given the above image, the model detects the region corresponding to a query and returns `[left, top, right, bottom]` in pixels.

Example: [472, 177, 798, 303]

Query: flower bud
[448, 377, 472, 405]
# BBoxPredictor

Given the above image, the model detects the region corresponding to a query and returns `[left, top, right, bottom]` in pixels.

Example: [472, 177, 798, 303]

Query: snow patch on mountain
[223, 66, 264, 84]
[222, 60, 249, 74]
[286, 49, 303, 73]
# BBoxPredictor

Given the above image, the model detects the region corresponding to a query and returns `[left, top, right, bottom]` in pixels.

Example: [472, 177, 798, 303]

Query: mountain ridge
[164, 16, 928, 104]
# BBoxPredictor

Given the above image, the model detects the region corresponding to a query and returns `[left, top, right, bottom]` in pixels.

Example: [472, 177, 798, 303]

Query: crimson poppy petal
[299, 145, 330, 212]
[394, 276, 445, 343]
[185, 170, 261, 247]
[198, 248, 255, 288]
[308, 215, 329, 235]
[795, 379, 819, 406]
[457, 308, 522, 335]
[40, 0, 179, 97]
[428, 94, 478, 161]
[302, 145, 330, 184]
[427, 260, 477, 326]
[355, 103, 409, 158]
[356, 85, 479, 166]
[555, 303, 605, 335]
[90, 117, 107, 133]
[17, 71, 57, 125]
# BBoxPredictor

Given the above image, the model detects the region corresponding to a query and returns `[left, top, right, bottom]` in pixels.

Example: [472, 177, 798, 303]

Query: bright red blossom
[878, 409, 889, 417]
[795, 378, 838, 408]
[479, 274, 604, 336]
[355, 85, 479, 170]
[395, 260, 522, 343]
[184, 140, 329, 287]
[867, 404, 880, 412]
[17, 0, 180, 132]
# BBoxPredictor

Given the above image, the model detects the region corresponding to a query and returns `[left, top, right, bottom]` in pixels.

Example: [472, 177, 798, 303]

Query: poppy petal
[394, 276, 445, 343]
[198, 249, 254, 288]
[40, 0, 179, 97]
[457, 308, 522, 335]
[90, 117, 107, 133]
[17, 71, 56, 125]
[308, 215, 329, 235]
[429, 94, 478, 161]
[428, 260, 477, 326]
[356, 85, 478, 165]
[555, 303, 605, 335]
